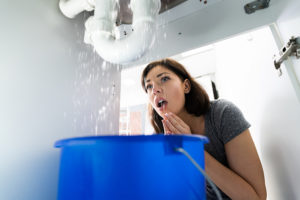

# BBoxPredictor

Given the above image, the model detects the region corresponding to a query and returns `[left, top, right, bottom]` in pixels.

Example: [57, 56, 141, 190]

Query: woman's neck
[177, 111, 205, 135]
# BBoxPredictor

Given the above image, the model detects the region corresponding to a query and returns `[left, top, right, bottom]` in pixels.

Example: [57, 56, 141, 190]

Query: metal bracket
[244, 0, 270, 14]
[273, 36, 300, 76]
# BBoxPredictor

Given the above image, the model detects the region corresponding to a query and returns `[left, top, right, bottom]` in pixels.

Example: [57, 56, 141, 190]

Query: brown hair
[141, 58, 210, 134]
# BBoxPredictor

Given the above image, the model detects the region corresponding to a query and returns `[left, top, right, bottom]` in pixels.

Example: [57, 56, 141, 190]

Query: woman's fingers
[167, 113, 189, 130]
[162, 120, 167, 134]
[165, 118, 187, 134]
[165, 119, 180, 133]
[164, 112, 191, 134]
[162, 120, 171, 134]
[165, 113, 185, 132]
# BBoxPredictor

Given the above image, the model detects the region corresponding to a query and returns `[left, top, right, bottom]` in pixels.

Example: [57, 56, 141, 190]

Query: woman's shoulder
[209, 99, 236, 114]
[208, 99, 250, 143]
[208, 99, 245, 124]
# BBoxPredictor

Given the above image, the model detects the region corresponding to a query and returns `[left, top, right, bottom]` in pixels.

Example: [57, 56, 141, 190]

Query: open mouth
[157, 100, 167, 108]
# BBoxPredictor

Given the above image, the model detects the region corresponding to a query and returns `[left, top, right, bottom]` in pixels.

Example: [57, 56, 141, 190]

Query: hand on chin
[161, 112, 191, 135]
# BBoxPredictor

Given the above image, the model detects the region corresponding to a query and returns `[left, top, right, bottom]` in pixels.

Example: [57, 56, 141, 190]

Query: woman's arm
[205, 129, 267, 200]
[162, 112, 266, 199]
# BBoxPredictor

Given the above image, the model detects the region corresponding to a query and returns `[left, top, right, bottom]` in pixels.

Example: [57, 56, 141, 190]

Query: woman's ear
[183, 79, 191, 94]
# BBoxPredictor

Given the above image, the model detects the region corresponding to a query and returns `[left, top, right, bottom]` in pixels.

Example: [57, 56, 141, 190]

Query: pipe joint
[62, 0, 161, 64]
[59, 0, 95, 18]
[84, 16, 114, 44]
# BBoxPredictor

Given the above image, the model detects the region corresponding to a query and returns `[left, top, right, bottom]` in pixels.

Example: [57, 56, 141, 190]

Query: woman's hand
[162, 112, 191, 135]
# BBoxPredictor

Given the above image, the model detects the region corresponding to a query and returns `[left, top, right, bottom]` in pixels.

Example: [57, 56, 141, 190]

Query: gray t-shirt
[204, 99, 251, 200]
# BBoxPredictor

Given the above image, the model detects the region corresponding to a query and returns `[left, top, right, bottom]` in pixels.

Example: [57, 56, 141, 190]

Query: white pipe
[84, 0, 161, 64]
[59, 0, 95, 19]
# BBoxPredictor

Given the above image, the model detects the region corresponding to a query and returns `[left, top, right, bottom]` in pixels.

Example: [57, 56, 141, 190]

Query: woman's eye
[146, 85, 153, 90]
[161, 76, 170, 82]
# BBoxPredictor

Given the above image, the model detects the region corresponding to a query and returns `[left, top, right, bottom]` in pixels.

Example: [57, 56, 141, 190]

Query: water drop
[102, 61, 107, 70]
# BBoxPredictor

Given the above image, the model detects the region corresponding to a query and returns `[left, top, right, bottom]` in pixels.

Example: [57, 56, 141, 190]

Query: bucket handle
[175, 147, 223, 200]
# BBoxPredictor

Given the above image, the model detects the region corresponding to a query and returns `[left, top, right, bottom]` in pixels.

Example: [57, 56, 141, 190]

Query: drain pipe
[84, 0, 161, 64]
[59, 0, 95, 18]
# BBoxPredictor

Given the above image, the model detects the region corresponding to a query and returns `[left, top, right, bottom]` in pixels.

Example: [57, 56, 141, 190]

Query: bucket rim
[54, 134, 209, 148]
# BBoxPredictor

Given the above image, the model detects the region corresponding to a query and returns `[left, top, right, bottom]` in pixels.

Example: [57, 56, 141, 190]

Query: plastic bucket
[54, 135, 208, 200]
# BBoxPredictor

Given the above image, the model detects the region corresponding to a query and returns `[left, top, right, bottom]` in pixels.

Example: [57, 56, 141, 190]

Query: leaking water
[66, 2, 172, 136]
[69, 19, 122, 136]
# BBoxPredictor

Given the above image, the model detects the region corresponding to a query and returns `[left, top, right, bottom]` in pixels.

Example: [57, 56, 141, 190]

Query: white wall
[215, 27, 300, 200]
[0, 1, 121, 199]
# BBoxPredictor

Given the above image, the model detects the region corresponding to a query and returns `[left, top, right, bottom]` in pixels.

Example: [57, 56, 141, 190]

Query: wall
[0, 0, 121, 199]
[215, 27, 300, 200]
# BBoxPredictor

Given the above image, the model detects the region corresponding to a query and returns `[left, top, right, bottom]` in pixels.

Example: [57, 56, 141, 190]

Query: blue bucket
[54, 135, 208, 200]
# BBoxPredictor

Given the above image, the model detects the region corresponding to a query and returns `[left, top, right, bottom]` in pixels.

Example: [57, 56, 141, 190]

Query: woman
[141, 58, 267, 200]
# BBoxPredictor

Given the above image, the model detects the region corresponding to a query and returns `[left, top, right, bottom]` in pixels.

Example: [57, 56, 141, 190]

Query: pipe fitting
[59, 0, 95, 18]
[85, 0, 161, 64]
[84, 16, 114, 45]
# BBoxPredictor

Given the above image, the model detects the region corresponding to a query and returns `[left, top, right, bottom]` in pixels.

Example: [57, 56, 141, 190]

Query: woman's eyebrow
[146, 72, 170, 82]
[156, 72, 170, 78]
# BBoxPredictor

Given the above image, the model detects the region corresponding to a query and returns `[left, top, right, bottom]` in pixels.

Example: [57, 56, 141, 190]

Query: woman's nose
[152, 84, 162, 94]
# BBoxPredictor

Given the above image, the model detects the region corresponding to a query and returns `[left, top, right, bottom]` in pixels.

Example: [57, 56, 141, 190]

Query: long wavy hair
[141, 58, 210, 134]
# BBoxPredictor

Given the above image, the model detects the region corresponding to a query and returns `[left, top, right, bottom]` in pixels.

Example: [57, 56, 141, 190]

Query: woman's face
[144, 65, 188, 117]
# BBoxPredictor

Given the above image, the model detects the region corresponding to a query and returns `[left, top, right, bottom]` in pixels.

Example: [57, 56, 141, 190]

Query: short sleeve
[215, 100, 251, 144]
